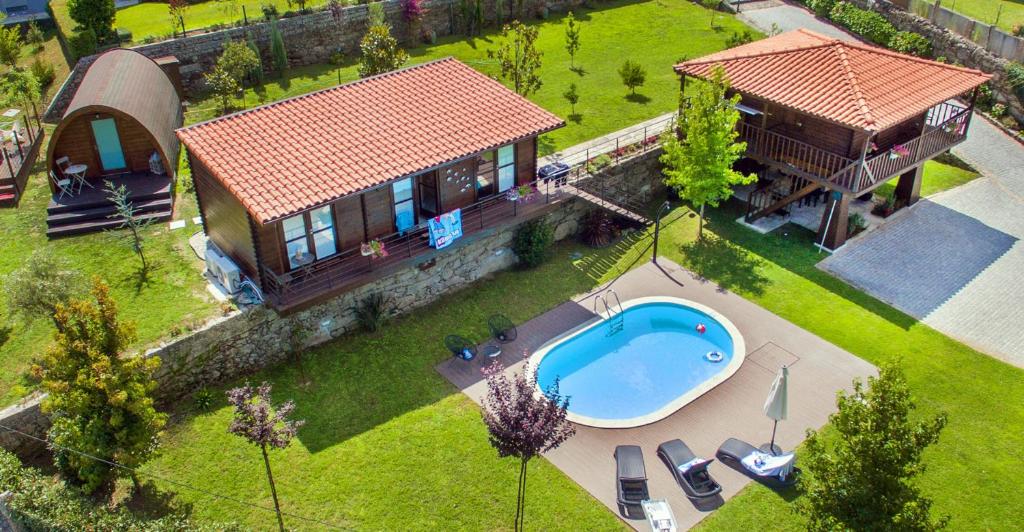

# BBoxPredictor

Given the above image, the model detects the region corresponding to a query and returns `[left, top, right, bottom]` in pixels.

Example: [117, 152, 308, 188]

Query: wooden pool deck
[436, 258, 875, 530]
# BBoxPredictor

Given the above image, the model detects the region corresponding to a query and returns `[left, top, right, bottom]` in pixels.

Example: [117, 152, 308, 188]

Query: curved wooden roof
[47, 48, 182, 175]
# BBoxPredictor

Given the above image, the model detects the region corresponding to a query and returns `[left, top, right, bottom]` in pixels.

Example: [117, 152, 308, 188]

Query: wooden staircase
[46, 174, 173, 238]
[745, 174, 821, 223]
[0, 176, 18, 207]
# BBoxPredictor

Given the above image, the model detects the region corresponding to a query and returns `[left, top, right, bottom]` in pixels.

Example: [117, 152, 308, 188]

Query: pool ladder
[593, 289, 624, 336]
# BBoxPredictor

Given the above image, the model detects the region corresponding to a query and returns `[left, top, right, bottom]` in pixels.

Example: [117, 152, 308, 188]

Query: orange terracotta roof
[178, 58, 564, 224]
[674, 29, 990, 132]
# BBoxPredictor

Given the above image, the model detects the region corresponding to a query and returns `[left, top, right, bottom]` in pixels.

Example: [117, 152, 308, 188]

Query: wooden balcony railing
[859, 105, 971, 191]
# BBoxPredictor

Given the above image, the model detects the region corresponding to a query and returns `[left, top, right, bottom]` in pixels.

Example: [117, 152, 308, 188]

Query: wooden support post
[817, 191, 850, 251]
[894, 166, 923, 207]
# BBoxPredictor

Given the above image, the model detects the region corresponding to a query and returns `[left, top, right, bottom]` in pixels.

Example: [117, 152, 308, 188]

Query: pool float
[705, 351, 724, 363]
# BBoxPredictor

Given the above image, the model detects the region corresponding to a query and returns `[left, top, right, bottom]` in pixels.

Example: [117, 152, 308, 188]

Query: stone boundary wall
[45, 0, 584, 121]
[894, 0, 1024, 63]
[0, 148, 666, 457]
[846, 0, 1023, 123]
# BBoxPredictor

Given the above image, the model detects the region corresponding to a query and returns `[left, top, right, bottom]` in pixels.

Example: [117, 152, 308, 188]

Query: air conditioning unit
[205, 244, 242, 294]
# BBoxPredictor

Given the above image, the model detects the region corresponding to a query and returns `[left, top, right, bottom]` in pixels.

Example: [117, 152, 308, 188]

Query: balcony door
[90, 118, 127, 172]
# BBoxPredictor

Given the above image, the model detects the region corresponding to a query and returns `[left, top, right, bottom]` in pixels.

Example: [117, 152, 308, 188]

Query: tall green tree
[218, 40, 261, 87]
[660, 66, 754, 238]
[35, 279, 167, 493]
[270, 20, 288, 76]
[491, 21, 543, 97]
[564, 11, 581, 70]
[358, 24, 408, 78]
[67, 0, 116, 41]
[205, 66, 238, 115]
[801, 360, 949, 531]
[246, 33, 264, 85]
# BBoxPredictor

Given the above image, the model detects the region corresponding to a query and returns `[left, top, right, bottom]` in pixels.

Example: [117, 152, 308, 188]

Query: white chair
[56, 155, 91, 192]
[50, 170, 74, 200]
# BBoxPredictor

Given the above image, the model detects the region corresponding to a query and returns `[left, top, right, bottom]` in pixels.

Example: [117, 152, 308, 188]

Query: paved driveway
[742, 2, 1024, 366]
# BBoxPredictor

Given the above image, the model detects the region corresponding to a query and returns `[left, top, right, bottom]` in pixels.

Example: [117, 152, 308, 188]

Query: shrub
[847, 211, 867, 236]
[193, 388, 215, 411]
[359, 24, 408, 78]
[1013, 24, 1024, 38]
[618, 59, 646, 95]
[512, 219, 554, 268]
[29, 58, 55, 89]
[829, 2, 896, 46]
[725, 29, 754, 48]
[68, 29, 98, 60]
[25, 21, 45, 50]
[806, 0, 836, 18]
[3, 249, 85, 324]
[116, 27, 133, 43]
[586, 153, 612, 173]
[0, 26, 20, 67]
[990, 103, 1007, 118]
[353, 292, 393, 332]
[261, 2, 279, 20]
[67, 0, 116, 42]
[219, 39, 261, 86]
[976, 83, 995, 110]
[579, 210, 621, 248]
[1007, 62, 1024, 102]
[889, 31, 931, 58]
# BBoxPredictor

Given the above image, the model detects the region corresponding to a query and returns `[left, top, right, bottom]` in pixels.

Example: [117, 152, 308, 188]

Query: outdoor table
[482, 345, 501, 358]
[65, 164, 90, 192]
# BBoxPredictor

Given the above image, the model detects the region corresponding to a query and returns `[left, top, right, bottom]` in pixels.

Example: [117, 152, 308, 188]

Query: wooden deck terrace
[0, 125, 44, 208]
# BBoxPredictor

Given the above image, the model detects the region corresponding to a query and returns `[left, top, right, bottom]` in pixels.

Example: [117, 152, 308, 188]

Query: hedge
[889, 31, 932, 58]
[829, 1, 897, 46]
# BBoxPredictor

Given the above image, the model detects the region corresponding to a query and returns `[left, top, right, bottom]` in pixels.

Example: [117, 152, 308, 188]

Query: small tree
[168, 0, 188, 36]
[367, 1, 387, 26]
[270, 20, 288, 76]
[491, 21, 543, 97]
[358, 24, 408, 78]
[801, 360, 949, 531]
[35, 279, 166, 493]
[618, 59, 646, 95]
[68, 0, 116, 41]
[25, 21, 45, 52]
[564, 11, 581, 70]
[563, 82, 579, 119]
[660, 67, 754, 238]
[0, 26, 21, 67]
[481, 361, 574, 532]
[246, 33, 264, 85]
[701, 0, 718, 28]
[401, 0, 424, 42]
[219, 40, 261, 87]
[227, 382, 304, 532]
[3, 250, 86, 326]
[205, 66, 238, 114]
[105, 181, 155, 273]
[0, 70, 41, 113]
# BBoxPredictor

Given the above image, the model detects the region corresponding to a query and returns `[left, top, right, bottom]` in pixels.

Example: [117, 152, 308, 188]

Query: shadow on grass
[625, 93, 652, 104]
[678, 234, 770, 296]
[0, 324, 10, 350]
[123, 480, 196, 521]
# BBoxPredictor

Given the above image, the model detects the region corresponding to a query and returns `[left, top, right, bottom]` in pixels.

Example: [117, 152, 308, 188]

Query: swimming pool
[530, 296, 745, 428]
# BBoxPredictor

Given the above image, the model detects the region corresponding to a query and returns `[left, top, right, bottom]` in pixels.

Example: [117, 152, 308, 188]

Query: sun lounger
[716, 437, 799, 486]
[614, 445, 649, 516]
[657, 439, 721, 499]
[641, 499, 677, 532]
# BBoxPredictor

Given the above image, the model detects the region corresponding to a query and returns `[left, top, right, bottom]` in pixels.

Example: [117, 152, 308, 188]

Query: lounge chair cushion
[741, 451, 795, 480]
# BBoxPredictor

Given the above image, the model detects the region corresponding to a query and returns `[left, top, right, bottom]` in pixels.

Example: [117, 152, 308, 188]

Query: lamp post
[652, 200, 672, 265]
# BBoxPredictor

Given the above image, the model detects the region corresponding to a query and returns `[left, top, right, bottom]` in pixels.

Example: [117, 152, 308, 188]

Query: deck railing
[737, 121, 857, 185]
[860, 106, 971, 191]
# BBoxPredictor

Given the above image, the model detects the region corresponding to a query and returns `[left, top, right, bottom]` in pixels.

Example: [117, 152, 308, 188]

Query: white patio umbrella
[762, 365, 789, 456]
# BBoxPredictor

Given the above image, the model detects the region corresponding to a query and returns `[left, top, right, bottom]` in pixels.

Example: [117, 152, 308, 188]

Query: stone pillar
[817, 190, 850, 251]
[894, 165, 924, 207]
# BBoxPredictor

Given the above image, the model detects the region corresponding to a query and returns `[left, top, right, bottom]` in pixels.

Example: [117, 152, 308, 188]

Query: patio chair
[656, 439, 721, 499]
[614, 445, 649, 518]
[487, 314, 517, 343]
[716, 438, 799, 487]
[444, 335, 477, 361]
[50, 170, 74, 200]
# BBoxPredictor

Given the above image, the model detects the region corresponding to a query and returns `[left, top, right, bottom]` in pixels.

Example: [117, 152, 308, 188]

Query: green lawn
[923, 0, 1024, 33]
[875, 156, 980, 200]
[0, 158, 219, 406]
[187, 0, 754, 151]
[113, 0, 329, 43]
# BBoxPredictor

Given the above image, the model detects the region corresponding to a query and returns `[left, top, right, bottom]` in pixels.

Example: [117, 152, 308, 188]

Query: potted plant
[360, 239, 388, 259]
[872, 195, 897, 218]
[889, 144, 911, 160]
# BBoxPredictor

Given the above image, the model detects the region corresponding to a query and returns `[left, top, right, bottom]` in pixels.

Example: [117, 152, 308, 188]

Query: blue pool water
[535, 302, 736, 422]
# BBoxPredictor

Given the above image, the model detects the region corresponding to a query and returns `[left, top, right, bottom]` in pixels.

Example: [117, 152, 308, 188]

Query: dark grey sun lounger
[657, 439, 721, 499]
[716, 438, 799, 487]
[614, 445, 650, 515]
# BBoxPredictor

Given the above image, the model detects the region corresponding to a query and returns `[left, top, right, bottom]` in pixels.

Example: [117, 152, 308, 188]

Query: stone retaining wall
[0, 147, 666, 457]
[45, 0, 583, 121]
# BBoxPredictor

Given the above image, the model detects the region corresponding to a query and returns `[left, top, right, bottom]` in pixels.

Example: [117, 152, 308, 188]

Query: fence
[893, 0, 1024, 62]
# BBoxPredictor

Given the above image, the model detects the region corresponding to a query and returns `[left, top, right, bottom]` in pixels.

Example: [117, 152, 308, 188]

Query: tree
[3, 249, 86, 326]
[0, 69, 40, 112]
[67, 0, 116, 41]
[218, 40, 261, 87]
[491, 21, 543, 97]
[400, 0, 424, 42]
[25, 21, 45, 52]
[358, 24, 408, 78]
[701, 0, 718, 28]
[246, 33, 264, 85]
[270, 20, 289, 76]
[564, 11, 581, 70]
[205, 66, 238, 114]
[660, 67, 755, 238]
[563, 82, 579, 119]
[105, 181, 156, 273]
[481, 360, 574, 532]
[0, 25, 21, 67]
[35, 279, 166, 493]
[227, 382, 304, 532]
[286, 0, 308, 11]
[618, 59, 646, 95]
[801, 360, 949, 531]
[168, 0, 188, 36]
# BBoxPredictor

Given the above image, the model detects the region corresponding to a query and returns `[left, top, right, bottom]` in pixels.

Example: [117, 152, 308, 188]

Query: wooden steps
[565, 185, 652, 225]
[46, 173, 173, 238]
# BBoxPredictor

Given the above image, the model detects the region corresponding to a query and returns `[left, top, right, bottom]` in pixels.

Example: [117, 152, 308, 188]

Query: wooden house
[675, 29, 991, 249]
[179, 58, 565, 311]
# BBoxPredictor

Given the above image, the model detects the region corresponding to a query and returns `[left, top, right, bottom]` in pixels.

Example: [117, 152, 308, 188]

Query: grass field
[114, 0, 329, 43]
[187, 0, 754, 152]
[876, 156, 980, 200]
[923, 0, 1024, 33]
[0, 158, 218, 406]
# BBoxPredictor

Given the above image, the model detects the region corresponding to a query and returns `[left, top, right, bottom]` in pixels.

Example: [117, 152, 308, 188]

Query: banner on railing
[428, 208, 463, 250]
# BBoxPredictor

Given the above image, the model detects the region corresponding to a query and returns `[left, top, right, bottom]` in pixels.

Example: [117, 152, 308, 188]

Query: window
[476, 151, 495, 197]
[393, 178, 415, 232]
[283, 214, 311, 269]
[283, 206, 337, 270]
[497, 145, 515, 192]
